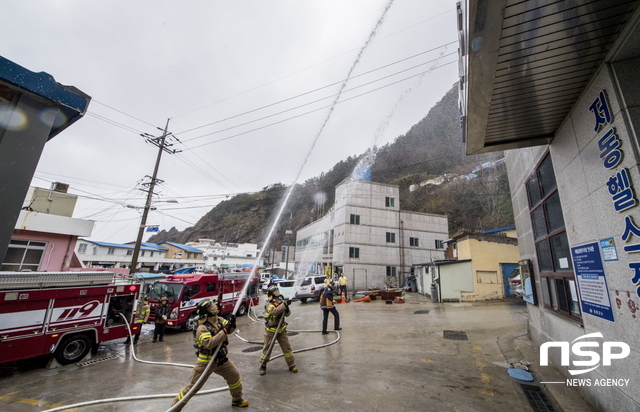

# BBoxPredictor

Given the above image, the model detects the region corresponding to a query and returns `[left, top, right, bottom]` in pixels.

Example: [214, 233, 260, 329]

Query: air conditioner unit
[51, 182, 69, 193]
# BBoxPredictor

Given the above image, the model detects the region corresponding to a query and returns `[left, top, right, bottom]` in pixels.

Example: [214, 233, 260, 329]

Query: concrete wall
[295, 180, 448, 291]
[506, 65, 640, 411]
[457, 237, 521, 301]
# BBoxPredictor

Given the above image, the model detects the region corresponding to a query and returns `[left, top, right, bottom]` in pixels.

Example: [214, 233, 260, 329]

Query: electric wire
[173, 42, 457, 137]
[170, 9, 455, 119]
[183, 60, 457, 151]
[179, 51, 457, 144]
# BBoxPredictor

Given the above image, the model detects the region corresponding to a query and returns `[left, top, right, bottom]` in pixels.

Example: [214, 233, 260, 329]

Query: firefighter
[259, 285, 297, 375]
[171, 299, 248, 409]
[153, 297, 170, 342]
[125, 297, 150, 344]
[320, 283, 341, 335]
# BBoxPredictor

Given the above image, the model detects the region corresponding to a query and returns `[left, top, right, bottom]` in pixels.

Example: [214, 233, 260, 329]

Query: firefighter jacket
[265, 298, 290, 332]
[155, 303, 171, 324]
[136, 303, 151, 324]
[195, 316, 233, 364]
[320, 286, 336, 309]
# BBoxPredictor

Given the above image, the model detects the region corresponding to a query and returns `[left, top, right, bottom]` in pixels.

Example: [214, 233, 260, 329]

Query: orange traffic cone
[354, 295, 371, 303]
[340, 291, 347, 303]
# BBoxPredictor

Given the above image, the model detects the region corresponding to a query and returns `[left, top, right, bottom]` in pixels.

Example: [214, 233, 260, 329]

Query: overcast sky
[4, 0, 459, 244]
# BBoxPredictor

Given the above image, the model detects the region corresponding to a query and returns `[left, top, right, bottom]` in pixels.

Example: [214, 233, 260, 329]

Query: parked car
[271, 279, 295, 300]
[294, 275, 326, 303]
[508, 269, 523, 298]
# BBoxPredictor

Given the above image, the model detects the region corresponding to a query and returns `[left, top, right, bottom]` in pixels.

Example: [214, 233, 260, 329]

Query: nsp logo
[55, 300, 101, 321]
[540, 332, 630, 375]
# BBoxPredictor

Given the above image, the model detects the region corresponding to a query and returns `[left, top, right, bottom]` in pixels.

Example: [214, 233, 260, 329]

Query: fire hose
[42, 282, 339, 411]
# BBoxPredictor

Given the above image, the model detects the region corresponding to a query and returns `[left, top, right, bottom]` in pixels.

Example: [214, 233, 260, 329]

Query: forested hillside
[148, 83, 513, 248]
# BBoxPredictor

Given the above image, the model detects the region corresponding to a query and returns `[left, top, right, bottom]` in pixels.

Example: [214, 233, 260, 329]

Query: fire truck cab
[146, 271, 259, 331]
[0, 272, 141, 367]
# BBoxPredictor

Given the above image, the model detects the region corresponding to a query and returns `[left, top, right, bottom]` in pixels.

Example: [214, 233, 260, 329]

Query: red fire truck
[0, 271, 141, 366]
[146, 271, 259, 331]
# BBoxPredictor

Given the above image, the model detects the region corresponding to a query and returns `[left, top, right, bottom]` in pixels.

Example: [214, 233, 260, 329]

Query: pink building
[2, 185, 95, 273]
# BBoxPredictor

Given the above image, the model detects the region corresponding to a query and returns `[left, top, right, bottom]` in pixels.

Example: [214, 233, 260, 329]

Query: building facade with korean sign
[459, 1, 640, 410]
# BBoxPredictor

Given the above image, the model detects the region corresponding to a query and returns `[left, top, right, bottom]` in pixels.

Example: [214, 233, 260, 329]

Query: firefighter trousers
[260, 330, 295, 368]
[171, 359, 243, 410]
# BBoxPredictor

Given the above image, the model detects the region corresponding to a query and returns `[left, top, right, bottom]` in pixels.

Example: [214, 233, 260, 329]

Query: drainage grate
[414, 310, 430, 314]
[519, 384, 557, 412]
[287, 331, 299, 337]
[242, 346, 263, 353]
[443, 330, 468, 340]
[76, 354, 118, 367]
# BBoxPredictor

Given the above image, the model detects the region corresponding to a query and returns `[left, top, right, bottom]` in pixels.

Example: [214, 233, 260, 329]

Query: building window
[126, 250, 133, 256]
[349, 247, 360, 258]
[107, 247, 115, 255]
[78, 243, 87, 253]
[409, 237, 419, 247]
[526, 154, 580, 319]
[350, 214, 360, 225]
[141, 250, 146, 257]
[1, 240, 47, 271]
[386, 232, 396, 243]
[386, 266, 397, 276]
[150, 251, 154, 257]
[385, 197, 395, 207]
[246, 254, 252, 257]
[435, 240, 444, 249]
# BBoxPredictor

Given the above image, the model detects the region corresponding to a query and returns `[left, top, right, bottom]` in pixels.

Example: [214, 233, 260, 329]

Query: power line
[170, 8, 456, 119]
[180, 51, 456, 145]
[93, 100, 159, 129]
[182, 59, 457, 151]
[174, 42, 457, 137]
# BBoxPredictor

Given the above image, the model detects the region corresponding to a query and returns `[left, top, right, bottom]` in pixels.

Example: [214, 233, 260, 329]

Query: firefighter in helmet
[171, 299, 248, 409]
[259, 284, 297, 375]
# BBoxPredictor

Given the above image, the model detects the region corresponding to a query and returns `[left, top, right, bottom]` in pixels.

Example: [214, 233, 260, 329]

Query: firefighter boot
[232, 397, 249, 407]
[289, 365, 298, 373]
[259, 366, 266, 375]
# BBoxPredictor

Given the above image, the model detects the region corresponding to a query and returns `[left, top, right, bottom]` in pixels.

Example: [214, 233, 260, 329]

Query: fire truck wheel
[54, 335, 92, 365]
[182, 312, 199, 332]
[236, 303, 247, 316]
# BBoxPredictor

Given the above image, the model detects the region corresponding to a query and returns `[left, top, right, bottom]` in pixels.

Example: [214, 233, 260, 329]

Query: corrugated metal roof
[459, 0, 639, 154]
[160, 242, 204, 253]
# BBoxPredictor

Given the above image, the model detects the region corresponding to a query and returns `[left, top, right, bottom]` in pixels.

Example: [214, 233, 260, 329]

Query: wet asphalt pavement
[0, 293, 595, 412]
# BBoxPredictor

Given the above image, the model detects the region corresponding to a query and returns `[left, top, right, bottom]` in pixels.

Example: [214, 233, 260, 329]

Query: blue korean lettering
[624, 243, 640, 253]
[589, 90, 612, 132]
[621, 215, 640, 242]
[598, 128, 622, 169]
[631, 262, 640, 284]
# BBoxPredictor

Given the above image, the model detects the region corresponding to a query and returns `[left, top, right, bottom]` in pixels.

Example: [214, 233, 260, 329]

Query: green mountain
[148, 83, 513, 248]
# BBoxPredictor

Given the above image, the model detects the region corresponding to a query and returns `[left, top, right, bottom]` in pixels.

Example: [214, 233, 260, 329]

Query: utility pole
[130, 119, 178, 274]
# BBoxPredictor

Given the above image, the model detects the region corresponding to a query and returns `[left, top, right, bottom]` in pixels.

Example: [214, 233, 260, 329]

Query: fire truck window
[148, 282, 183, 301]
[184, 284, 200, 301]
[106, 295, 135, 326]
[206, 283, 216, 293]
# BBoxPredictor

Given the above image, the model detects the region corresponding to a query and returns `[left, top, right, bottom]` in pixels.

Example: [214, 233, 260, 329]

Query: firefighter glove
[223, 324, 233, 334]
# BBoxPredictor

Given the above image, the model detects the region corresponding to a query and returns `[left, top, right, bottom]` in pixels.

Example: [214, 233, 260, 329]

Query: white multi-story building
[187, 239, 263, 270]
[295, 179, 449, 291]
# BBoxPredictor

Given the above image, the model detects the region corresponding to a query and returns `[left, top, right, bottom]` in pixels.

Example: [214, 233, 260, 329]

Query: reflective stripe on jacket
[196, 317, 231, 363]
[265, 299, 289, 331]
[136, 304, 151, 323]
